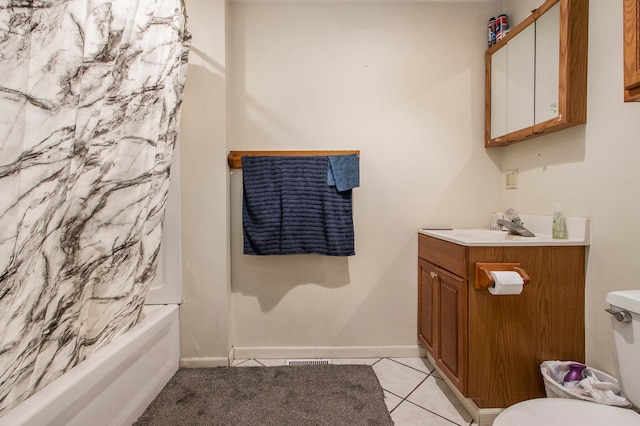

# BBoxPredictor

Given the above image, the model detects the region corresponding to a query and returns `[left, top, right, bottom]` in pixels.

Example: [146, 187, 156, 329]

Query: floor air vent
[285, 359, 332, 366]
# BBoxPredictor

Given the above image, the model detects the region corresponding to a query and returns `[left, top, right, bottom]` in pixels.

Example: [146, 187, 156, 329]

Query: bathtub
[0, 304, 180, 426]
[1, 143, 183, 426]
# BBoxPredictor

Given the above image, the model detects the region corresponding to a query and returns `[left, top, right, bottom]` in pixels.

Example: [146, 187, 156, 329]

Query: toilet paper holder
[474, 263, 531, 289]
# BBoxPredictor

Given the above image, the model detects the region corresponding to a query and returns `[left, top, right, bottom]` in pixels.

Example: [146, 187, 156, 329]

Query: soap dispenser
[552, 204, 568, 239]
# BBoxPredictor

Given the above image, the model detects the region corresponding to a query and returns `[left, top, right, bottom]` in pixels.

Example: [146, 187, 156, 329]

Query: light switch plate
[505, 169, 518, 189]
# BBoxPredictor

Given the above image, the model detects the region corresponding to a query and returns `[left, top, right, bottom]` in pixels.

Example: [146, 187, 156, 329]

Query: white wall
[179, 0, 232, 366]
[227, 1, 502, 356]
[502, 0, 640, 373]
[178, 0, 639, 375]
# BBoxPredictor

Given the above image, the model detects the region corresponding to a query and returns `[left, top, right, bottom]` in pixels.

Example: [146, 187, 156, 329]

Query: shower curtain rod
[227, 150, 360, 169]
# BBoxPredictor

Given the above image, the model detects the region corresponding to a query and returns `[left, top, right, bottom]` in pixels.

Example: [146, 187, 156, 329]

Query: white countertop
[419, 215, 590, 247]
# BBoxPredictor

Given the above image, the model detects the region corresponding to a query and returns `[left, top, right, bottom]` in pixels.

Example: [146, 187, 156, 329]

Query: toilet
[494, 290, 640, 426]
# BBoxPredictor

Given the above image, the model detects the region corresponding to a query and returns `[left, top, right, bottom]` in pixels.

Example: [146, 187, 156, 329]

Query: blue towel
[327, 154, 360, 192]
[242, 156, 355, 256]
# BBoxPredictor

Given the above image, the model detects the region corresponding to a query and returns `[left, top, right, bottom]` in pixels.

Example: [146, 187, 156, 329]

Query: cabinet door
[418, 259, 438, 356]
[535, 2, 561, 123]
[437, 267, 468, 393]
[490, 47, 508, 139]
[506, 24, 535, 134]
[624, 0, 640, 101]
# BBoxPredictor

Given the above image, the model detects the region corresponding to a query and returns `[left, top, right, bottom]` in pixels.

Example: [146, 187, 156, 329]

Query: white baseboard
[231, 345, 425, 360]
[179, 356, 229, 368]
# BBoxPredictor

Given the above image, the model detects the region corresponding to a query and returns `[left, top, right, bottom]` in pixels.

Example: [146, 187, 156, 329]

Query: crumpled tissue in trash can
[543, 360, 630, 406]
[564, 369, 629, 406]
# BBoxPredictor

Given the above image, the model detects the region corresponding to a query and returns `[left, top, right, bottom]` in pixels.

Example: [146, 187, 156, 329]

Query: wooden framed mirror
[624, 0, 640, 102]
[485, 0, 588, 147]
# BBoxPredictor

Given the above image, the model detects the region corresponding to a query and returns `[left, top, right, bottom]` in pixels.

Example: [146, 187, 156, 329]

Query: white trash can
[540, 360, 631, 407]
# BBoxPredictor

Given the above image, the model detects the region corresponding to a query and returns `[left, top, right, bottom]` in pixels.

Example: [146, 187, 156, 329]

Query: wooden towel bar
[227, 150, 360, 169]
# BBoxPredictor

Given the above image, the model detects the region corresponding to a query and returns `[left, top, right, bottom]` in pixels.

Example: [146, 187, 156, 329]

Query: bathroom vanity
[417, 218, 589, 422]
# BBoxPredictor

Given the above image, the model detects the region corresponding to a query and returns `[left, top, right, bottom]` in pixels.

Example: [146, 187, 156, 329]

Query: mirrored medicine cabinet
[485, 0, 588, 147]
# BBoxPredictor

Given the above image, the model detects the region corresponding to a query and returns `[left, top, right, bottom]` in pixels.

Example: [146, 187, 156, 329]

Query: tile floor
[232, 357, 477, 425]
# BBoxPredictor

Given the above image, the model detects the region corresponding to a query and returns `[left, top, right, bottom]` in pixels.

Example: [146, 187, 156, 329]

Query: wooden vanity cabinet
[418, 233, 585, 409]
[418, 237, 469, 394]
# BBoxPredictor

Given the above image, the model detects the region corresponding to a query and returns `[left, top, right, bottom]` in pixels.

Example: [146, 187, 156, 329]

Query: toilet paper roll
[488, 270, 524, 295]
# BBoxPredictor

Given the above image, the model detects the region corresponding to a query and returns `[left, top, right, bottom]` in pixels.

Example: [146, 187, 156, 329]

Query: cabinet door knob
[430, 271, 438, 278]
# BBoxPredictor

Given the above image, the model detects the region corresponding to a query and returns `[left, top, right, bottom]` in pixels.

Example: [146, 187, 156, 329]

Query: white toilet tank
[606, 290, 640, 409]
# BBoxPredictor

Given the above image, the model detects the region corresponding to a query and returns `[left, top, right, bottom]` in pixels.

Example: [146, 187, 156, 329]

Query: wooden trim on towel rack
[227, 150, 360, 169]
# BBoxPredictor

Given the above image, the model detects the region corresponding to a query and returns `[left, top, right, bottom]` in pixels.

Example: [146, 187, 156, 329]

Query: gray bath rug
[133, 364, 393, 426]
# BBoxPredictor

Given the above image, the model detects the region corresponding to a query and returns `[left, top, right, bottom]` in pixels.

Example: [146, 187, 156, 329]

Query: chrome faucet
[497, 209, 536, 237]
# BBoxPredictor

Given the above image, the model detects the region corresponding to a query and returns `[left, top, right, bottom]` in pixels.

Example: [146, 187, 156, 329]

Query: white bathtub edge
[0, 304, 179, 426]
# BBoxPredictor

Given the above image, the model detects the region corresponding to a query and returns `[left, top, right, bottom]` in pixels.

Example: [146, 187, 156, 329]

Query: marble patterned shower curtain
[0, 0, 189, 414]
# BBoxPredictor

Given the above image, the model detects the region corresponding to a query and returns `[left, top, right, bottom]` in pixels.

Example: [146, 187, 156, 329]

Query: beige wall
[178, 0, 640, 374]
[502, 0, 640, 373]
[179, 0, 231, 365]
[227, 1, 501, 357]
